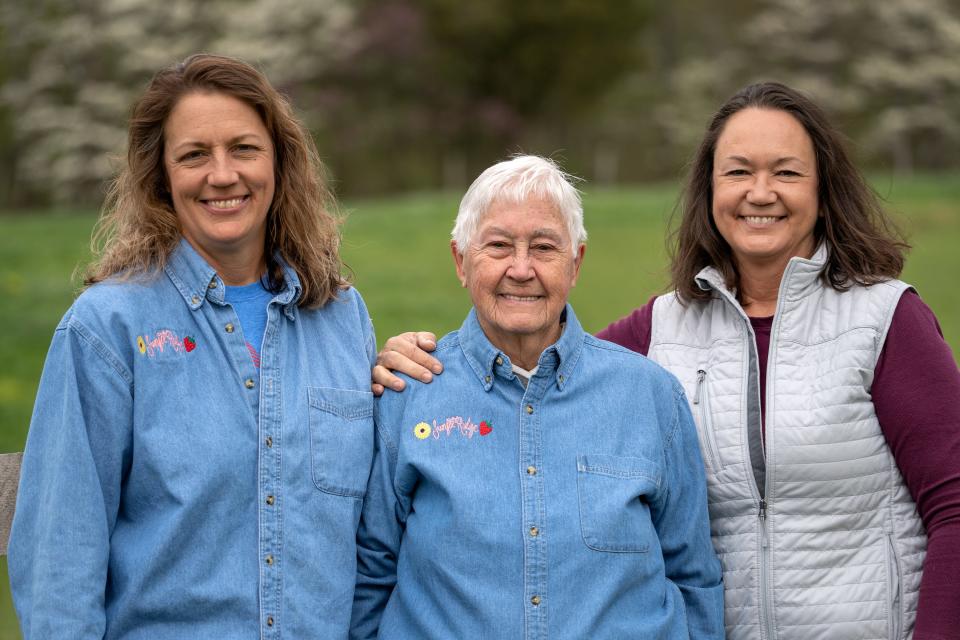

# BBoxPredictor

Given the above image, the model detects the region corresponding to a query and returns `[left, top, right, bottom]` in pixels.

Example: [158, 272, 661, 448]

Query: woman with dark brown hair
[9, 54, 376, 639]
[373, 82, 960, 639]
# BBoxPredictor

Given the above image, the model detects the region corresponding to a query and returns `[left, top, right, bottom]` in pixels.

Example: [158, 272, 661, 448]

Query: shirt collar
[457, 304, 584, 392]
[694, 242, 829, 297]
[164, 238, 302, 318]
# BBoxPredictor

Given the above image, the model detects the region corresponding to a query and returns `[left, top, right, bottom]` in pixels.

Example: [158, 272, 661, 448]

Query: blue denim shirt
[9, 239, 377, 639]
[351, 306, 723, 639]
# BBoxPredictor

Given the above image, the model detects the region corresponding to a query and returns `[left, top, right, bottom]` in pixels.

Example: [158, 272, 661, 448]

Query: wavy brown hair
[86, 53, 345, 307]
[669, 81, 909, 302]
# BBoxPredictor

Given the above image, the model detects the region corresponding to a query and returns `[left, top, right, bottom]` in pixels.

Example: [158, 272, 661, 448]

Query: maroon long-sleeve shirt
[598, 290, 960, 639]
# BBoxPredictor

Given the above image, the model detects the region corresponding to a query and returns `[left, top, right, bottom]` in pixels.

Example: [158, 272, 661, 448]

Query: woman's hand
[371, 332, 442, 395]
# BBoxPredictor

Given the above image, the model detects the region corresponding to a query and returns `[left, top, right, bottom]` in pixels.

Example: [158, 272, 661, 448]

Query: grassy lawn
[1, 175, 958, 635]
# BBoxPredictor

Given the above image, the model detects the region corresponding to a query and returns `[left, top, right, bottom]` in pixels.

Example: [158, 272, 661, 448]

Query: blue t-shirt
[225, 279, 273, 367]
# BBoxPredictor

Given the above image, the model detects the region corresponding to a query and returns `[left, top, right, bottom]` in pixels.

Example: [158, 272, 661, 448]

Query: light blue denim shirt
[351, 306, 724, 639]
[10, 239, 377, 639]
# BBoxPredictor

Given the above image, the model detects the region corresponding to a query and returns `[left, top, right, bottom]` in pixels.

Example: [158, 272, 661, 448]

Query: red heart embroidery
[479, 420, 492, 436]
[183, 336, 196, 352]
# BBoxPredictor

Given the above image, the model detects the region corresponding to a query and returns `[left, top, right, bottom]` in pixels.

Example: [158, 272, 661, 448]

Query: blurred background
[1, 0, 959, 635]
[3, 0, 960, 204]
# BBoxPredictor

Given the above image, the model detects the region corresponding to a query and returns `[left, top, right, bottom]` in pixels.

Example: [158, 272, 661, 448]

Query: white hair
[451, 155, 586, 255]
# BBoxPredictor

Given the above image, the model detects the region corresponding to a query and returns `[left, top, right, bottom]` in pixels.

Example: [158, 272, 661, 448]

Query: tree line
[1, 0, 958, 207]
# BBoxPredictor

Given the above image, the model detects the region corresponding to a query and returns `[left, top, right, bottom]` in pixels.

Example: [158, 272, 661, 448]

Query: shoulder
[48, 278, 163, 384]
[316, 285, 368, 316]
[304, 285, 373, 333]
[375, 330, 467, 427]
[596, 295, 658, 354]
[582, 333, 683, 395]
[63, 275, 167, 337]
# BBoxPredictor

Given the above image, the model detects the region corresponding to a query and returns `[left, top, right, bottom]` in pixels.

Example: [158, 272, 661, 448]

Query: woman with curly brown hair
[9, 54, 376, 639]
[373, 82, 960, 639]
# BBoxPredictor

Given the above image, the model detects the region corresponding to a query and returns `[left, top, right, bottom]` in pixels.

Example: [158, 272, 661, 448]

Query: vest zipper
[758, 498, 775, 639]
[692, 369, 722, 470]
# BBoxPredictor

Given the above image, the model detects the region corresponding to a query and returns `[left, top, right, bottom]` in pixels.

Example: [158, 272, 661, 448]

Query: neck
[737, 261, 784, 318]
[191, 241, 266, 286]
[489, 327, 562, 371]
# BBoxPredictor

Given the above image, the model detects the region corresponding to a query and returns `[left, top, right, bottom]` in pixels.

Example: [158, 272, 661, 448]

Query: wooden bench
[1, 452, 22, 556]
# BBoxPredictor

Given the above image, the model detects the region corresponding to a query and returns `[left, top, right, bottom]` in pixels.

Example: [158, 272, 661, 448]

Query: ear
[451, 241, 467, 288]
[570, 244, 586, 287]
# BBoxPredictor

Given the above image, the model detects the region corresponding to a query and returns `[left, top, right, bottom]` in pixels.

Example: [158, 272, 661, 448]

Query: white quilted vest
[648, 247, 926, 639]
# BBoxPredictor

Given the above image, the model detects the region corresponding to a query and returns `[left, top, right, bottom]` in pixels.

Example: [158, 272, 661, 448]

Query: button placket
[519, 387, 547, 637]
[258, 308, 284, 638]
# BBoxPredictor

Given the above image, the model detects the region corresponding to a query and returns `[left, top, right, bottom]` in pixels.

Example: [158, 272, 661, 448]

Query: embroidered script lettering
[432, 416, 480, 439]
[145, 330, 185, 356]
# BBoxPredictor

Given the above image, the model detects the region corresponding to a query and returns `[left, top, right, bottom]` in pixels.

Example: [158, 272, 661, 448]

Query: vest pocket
[692, 369, 723, 470]
[884, 532, 903, 639]
[308, 386, 375, 498]
[576, 453, 660, 553]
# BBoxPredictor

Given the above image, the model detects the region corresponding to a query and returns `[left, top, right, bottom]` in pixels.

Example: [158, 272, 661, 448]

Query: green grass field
[1, 176, 958, 636]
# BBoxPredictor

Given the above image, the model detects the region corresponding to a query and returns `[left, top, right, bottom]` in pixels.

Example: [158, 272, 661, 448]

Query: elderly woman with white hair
[349, 155, 724, 639]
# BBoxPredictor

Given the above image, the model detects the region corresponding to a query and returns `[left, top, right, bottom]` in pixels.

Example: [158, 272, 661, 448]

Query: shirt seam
[66, 317, 134, 386]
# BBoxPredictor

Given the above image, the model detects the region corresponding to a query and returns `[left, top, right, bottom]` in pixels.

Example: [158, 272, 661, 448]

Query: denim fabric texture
[9, 239, 377, 639]
[351, 305, 724, 639]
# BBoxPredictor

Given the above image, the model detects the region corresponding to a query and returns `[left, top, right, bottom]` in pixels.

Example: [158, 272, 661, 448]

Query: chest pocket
[308, 386, 374, 498]
[576, 453, 660, 553]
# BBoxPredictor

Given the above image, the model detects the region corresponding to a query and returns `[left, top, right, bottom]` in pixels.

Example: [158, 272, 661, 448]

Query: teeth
[207, 197, 245, 209]
[502, 294, 540, 302]
[742, 216, 780, 225]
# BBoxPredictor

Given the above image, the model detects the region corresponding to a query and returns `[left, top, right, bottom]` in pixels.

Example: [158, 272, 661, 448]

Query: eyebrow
[482, 226, 565, 242]
[722, 155, 809, 166]
[170, 133, 266, 154]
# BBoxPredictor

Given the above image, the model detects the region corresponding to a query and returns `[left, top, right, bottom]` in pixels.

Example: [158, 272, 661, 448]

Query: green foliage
[0, 178, 958, 634]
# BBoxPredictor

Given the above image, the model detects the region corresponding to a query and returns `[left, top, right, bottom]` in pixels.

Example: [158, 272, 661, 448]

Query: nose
[206, 151, 239, 187]
[746, 173, 777, 206]
[506, 248, 535, 281]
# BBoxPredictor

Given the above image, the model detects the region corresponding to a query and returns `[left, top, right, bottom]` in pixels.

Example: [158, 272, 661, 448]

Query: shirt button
[495, 356, 503, 366]
[266, 495, 275, 506]
[558, 374, 565, 383]
[266, 616, 274, 627]
[531, 595, 541, 606]
[526, 404, 534, 414]
[191, 295, 200, 305]
[225, 323, 234, 333]
[208, 280, 217, 289]
[265, 436, 273, 448]
[265, 554, 274, 565]
[526, 466, 537, 476]
[484, 375, 491, 383]
[529, 526, 539, 537]
[245, 378, 255, 389]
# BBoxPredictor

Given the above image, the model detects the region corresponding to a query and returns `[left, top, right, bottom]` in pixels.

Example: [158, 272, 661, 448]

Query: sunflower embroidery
[413, 422, 432, 440]
[136, 336, 147, 354]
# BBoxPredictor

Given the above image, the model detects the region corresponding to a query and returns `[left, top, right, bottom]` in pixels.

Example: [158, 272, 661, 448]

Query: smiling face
[453, 197, 584, 364]
[712, 107, 819, 276]
[164, 91, 275, 282]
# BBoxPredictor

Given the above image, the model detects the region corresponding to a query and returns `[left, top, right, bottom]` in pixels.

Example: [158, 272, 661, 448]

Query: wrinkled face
[712, 107, 819, 274]
[453, 197, 584, 353]
[164, 91, 275, 275]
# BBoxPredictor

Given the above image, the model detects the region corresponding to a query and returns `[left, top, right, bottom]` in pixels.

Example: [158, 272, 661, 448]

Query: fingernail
[421, 372, 433, 382]
[431, 364, 442, 374]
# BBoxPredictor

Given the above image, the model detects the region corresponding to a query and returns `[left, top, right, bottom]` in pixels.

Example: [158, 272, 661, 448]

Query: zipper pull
[758, 498, 767, 521]
[694, 369, 706, 404]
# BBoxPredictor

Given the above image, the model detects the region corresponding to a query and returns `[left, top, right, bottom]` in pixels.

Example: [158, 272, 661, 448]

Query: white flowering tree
[655, 0, 960, 173]
[0, 0, 352, 205]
